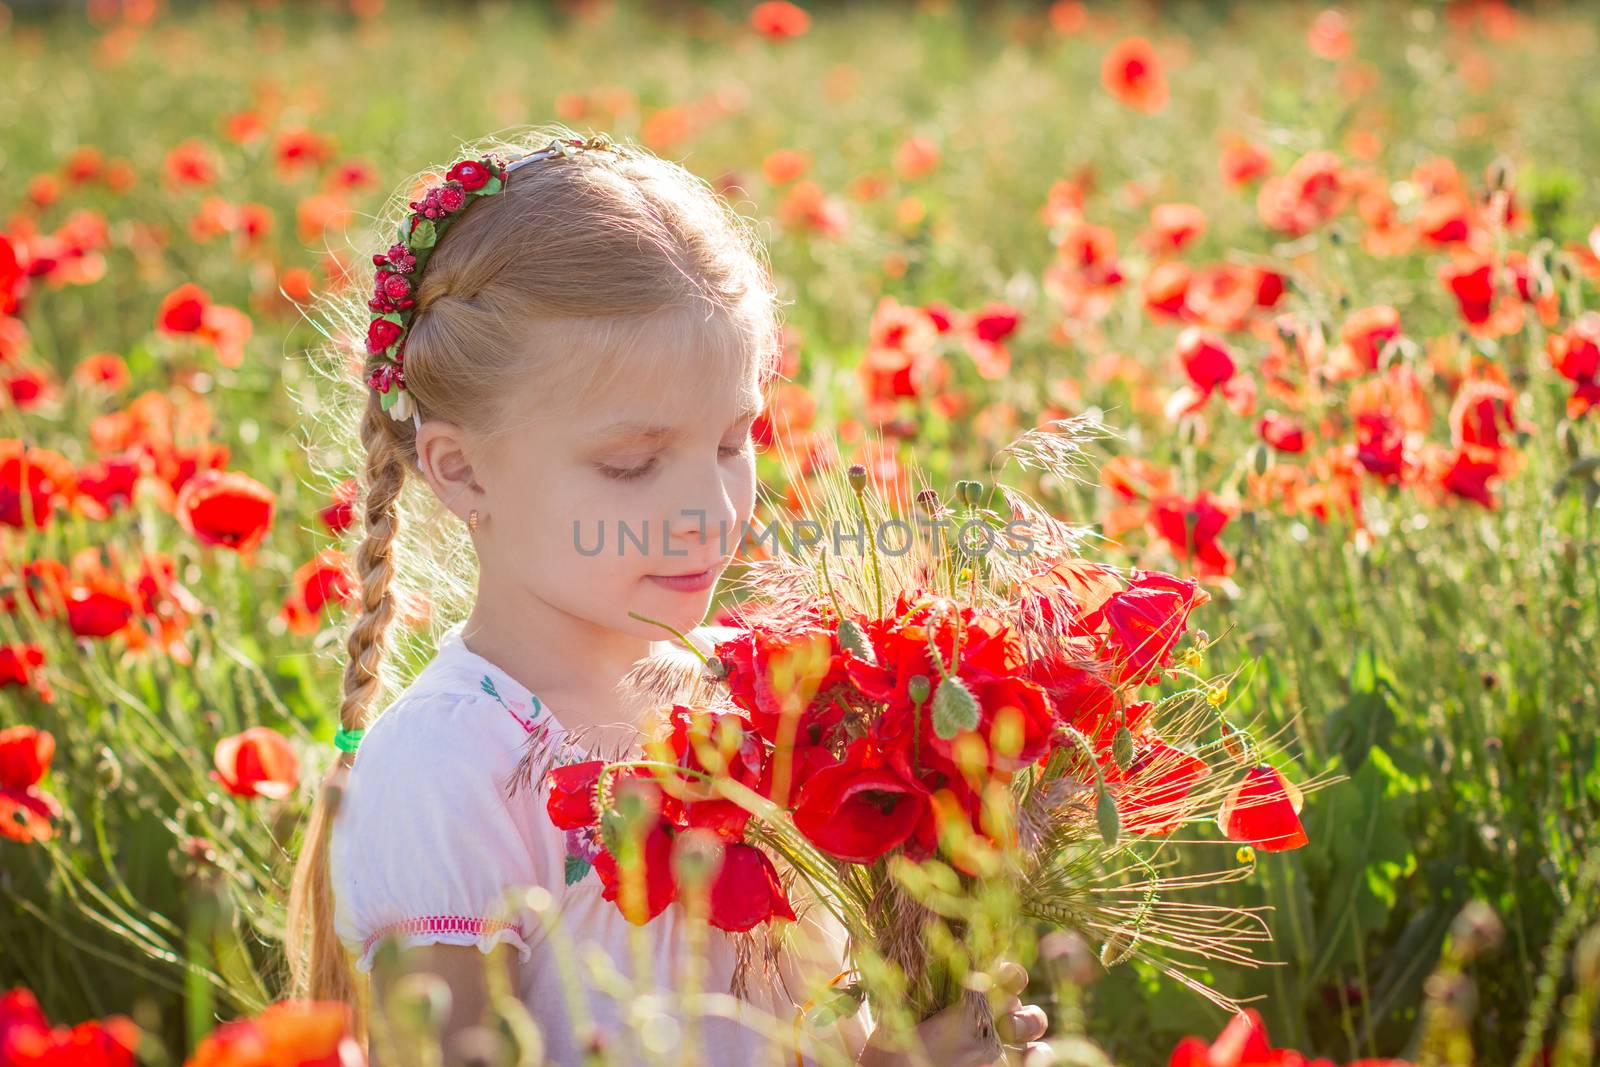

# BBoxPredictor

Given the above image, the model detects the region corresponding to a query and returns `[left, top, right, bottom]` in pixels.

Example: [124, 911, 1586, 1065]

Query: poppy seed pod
[1099, 927, 1137, 968]
[837, 617, 874, 663]
[846, 464, 868, 493]
[1096, 788, 1121, 846]
[907, 673, 931, 706]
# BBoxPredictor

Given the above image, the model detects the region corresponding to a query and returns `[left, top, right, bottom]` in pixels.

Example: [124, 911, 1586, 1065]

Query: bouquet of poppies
[535, 417, 1311, 1044]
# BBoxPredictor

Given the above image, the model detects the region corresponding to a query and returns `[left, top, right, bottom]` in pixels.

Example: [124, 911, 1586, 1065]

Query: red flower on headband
[446, 160, 493, 191]
[438, 185, 467, 213]
[367, 319, 402, 354]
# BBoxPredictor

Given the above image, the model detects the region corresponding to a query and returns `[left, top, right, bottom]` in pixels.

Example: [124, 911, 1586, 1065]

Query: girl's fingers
[1020, 1040, 1056, 1066]
[995, 961, 1030, 996]
[996, 1004, 1048, 1045]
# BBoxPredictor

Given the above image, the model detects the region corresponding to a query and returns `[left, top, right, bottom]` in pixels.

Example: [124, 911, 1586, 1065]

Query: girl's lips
[645, 562, 723, 594]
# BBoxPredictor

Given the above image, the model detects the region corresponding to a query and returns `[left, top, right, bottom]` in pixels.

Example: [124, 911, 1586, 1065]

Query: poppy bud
[1096, 787, 1121, 847]
[96, 745, 123, 791]
[1328, 227, 1345, 246]
[837, 617, 875, 663]
[957, 479, 984, 506]
[907, 674, 931, 706]
[1250, 442, 1271, 476]
[931, 675, 980, 739]
[915, 489, 942, 516]
[1099, 927, 1137, 968]
[1557, 420, 1581, 460]
[1486, 157, 1513, 192]
[1112, 725, 1134, 773]
[847, 464, 868, 493]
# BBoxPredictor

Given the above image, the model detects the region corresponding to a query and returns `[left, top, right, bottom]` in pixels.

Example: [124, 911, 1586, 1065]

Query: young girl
[286, 126, 1047, 1067]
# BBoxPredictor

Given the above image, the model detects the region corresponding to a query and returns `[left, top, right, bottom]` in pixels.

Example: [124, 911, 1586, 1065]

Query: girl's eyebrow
[585, 399, 763, 446]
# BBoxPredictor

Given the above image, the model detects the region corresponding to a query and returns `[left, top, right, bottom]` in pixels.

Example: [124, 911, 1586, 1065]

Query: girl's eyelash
[598, 458, 657, 481]
[598, 439, 750, 482]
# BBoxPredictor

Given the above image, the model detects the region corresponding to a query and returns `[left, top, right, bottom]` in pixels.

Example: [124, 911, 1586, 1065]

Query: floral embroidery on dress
[480, 672, 552, 745]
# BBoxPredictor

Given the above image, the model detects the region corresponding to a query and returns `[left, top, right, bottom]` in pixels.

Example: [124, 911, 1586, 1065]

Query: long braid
[286, 400, 410, 1025]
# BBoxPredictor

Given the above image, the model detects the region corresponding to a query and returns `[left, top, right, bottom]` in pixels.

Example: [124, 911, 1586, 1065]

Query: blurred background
[1, 0, 1596, 1063]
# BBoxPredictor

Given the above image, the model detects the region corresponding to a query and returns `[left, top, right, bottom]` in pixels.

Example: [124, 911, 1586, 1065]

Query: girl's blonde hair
[286, 123, 783, 1014]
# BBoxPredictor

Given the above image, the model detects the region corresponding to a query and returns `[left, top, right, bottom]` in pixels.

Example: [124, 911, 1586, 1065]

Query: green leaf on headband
[411, 217, 437, 249]
[379, 312, 404, 326]
[379, 387, 397, 412]
[478, 176, 503, 195]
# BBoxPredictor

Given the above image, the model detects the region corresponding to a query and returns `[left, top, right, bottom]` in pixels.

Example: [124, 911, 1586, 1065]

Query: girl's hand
[856, 961, 1050, 1067]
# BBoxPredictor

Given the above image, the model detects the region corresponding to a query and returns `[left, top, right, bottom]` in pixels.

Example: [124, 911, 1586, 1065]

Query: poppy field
[1, 1, 1598, 1065]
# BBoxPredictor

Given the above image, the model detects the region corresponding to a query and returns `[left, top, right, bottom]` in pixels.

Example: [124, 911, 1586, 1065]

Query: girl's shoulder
[348, 639, 560, 789]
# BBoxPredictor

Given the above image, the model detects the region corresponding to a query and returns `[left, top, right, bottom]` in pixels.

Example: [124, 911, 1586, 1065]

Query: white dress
[329, 619, 862, 1067]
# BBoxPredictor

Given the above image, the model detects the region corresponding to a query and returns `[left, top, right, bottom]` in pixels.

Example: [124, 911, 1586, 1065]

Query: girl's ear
[413, 421, 486, 516]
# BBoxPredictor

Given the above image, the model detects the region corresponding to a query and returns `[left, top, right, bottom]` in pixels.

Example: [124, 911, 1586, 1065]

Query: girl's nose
[666, 466, 740, 554]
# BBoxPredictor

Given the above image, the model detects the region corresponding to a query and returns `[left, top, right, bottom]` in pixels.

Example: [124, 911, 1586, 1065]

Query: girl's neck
[459, 592, 669, 742]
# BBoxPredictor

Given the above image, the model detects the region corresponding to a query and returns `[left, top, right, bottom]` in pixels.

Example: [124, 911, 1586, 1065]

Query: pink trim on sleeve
[360, 914, 527, 961]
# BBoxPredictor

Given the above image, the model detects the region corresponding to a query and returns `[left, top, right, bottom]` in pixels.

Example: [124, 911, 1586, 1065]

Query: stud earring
[467, 508, 479, 533]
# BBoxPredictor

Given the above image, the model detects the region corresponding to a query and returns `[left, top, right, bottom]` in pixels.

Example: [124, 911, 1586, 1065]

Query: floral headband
[364, 133, 621, 428]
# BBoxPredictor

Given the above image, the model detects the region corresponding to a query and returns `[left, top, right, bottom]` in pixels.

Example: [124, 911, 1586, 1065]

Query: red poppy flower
[64, 572, 139, 639]
[1549, 314, 1600, 384]
[968, 301, 1022, 344]
[0, 989, 140, 1067]
[758, 740, 839, 809]
[0, 233, 24, 315]
[592, 820, 679, 924]
[213, 727, 300, 801]
[1439, 255, 1495, 326]
[1143, 203, 1206, 255]
[1101, 37, 1168, 113]
[649, 705, 768, 841]
[76, 453, 144, 517]
[185, 1000, 353, 1067]
[1257, 411, 1307, 453]
[279, 548, 357, 636]
[1437, 446, 1501, 509]
[1108, 739, 1210, 835]
[546, 760, 607, 830]
[1147, 493, 1235, 579]
[1257, 150, 1346, 236]
[0, 643, 53, 704]
[1448, 372, 1519, 453]
[157, 283, 210, 334]
[175, 469, 275, 555]
[1218, 765, 1308, 852]
[0, 726, 64, 843]
[1168, 1009, 1277, 1067]
[1357, 410, 1414, 482]
[793, 738, 930, 863]
[707, 842, 796, 932]
[715, 626, 849, 748]
[1219, 136, 1272, 187]
[1, 441, 75, 529]
[750, 1, 810, 39]
[1092, 569, 1210, 683]
[319, 478, 358, 534]
[1340, 305, 1401, 374]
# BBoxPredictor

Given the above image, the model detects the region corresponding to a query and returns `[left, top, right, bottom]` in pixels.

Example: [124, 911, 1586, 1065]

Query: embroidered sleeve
[328, 689, 550, 972]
